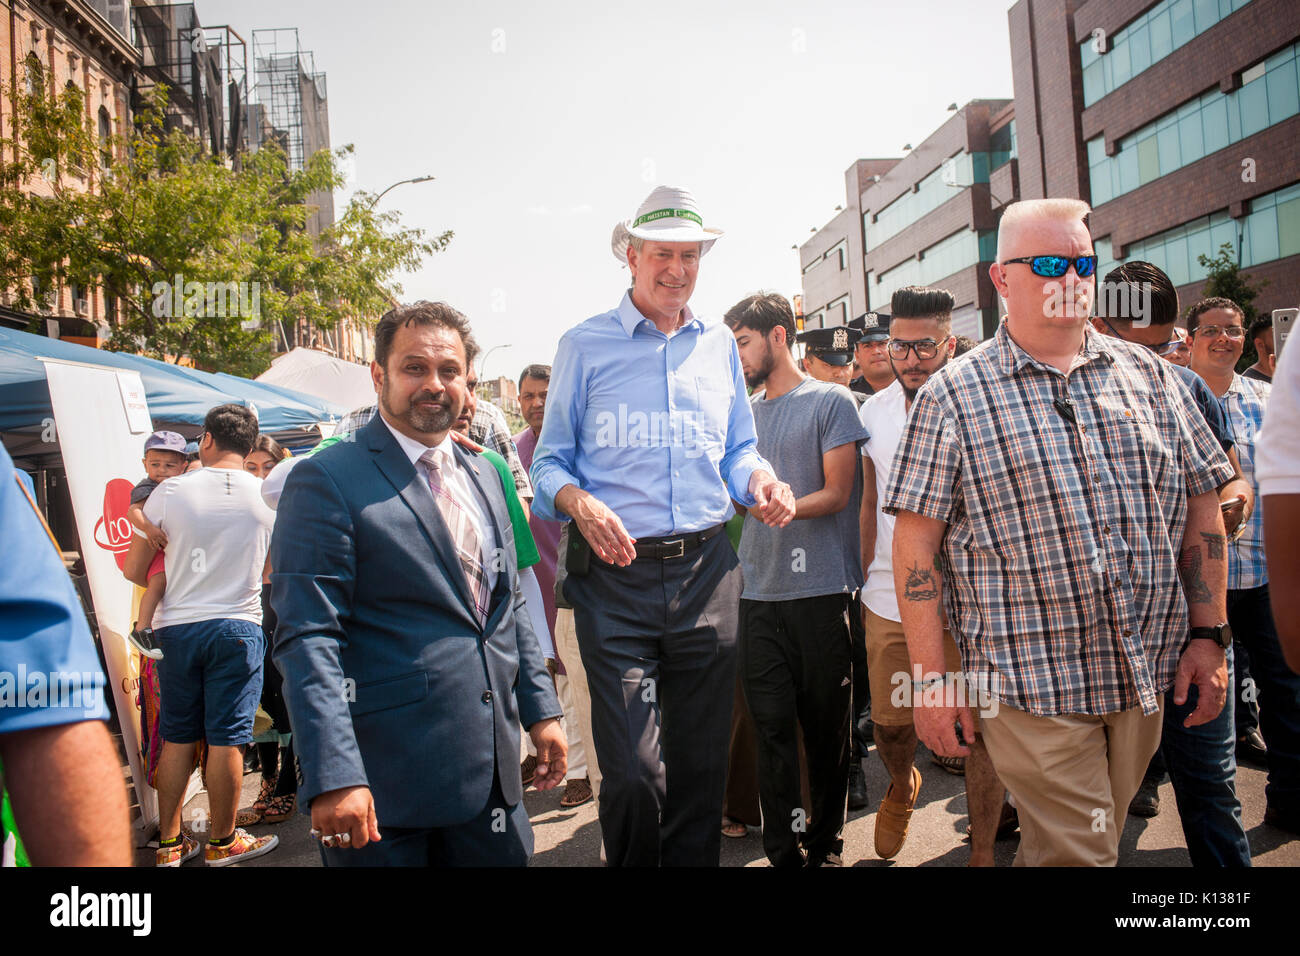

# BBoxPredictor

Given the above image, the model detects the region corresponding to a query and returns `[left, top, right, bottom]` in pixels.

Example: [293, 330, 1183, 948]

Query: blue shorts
[155, 619, 264, 746]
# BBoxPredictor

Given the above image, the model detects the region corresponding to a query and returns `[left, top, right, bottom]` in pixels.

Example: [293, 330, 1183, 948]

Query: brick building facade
[803, 0, 1299, 338]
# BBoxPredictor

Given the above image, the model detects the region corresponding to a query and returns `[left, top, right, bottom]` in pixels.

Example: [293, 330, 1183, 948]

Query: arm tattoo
[1178, 545, 1213, 605]
[904, 562, 939, 602]
[1201, 531, 1226, 561]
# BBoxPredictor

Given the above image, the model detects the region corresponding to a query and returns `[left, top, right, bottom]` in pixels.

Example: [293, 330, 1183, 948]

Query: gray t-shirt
[739, 378, 869, 601]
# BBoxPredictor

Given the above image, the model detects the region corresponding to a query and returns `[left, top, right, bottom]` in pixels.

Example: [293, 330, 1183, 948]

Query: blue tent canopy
[0, 327, 343, 464]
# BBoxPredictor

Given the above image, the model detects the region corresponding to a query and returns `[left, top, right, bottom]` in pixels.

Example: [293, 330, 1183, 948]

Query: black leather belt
[633, 523, 726, 561]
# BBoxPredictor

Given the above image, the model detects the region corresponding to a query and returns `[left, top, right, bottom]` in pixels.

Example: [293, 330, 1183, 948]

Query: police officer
[848, 312, 895, 397]
[798, 325, 864, 405]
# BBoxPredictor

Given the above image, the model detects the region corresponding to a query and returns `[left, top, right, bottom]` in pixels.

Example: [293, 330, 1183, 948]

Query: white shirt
[1258, 335, 1300, 496]
[858, 379, 908, 622]
[381, 417, 499, 594]
[141, 467, 275, 628]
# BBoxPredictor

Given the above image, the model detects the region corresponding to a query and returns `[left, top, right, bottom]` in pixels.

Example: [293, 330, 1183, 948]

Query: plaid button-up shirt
[1219, 373, 1270, 590]
[884, 322, 1233, 716]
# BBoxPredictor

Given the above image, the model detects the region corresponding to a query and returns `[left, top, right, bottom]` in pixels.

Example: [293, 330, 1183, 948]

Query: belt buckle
[662, 538, 685, 559]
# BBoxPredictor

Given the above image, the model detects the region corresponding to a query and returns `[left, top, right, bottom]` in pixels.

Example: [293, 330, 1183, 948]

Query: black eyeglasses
[1001, 254, 1098, 278]
[888, 339, 941, 360]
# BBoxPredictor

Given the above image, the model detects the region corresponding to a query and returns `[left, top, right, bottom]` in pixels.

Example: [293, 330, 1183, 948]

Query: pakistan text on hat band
[632, 208, 704, 228]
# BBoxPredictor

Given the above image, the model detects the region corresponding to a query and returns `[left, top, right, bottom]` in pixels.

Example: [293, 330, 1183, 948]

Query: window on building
[867, 152, 997, 249]
[1088, 41, 1300, 206]
[872, 229, 996, 309]
[1094, 181, 1300, 288]
[98, 106, 113, 169]
[1080, 0, 1252, 106]
[989, 122, 1016, 170]
[24, 54, 43, 97]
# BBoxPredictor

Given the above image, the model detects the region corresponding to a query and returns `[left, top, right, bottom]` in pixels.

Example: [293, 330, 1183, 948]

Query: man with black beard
[728, 293, 868, 865]
[858, 286, 1007, 864]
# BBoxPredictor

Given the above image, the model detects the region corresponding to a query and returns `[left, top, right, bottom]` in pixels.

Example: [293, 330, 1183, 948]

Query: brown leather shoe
[874, 766, 921, 859]
[560, 777, 593, 807]
[520, 754, 538, 787]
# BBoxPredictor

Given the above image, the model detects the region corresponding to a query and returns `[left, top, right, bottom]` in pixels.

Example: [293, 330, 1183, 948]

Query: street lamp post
[367, 174, 435, 208]
[479, 343, 512, 385]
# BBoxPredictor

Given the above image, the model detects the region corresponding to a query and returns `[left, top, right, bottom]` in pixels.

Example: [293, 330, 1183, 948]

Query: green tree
[0, 78, 450, 377]
[1195, 242, 1269, 374]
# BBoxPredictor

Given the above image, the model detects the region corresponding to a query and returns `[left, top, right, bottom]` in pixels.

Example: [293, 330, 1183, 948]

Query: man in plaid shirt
[1189, 297, 1300, 838]
[884, 199, 1235, 866]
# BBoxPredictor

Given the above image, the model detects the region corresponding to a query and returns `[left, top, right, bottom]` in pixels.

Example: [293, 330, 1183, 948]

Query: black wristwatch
[1188, 623, 1233, 649]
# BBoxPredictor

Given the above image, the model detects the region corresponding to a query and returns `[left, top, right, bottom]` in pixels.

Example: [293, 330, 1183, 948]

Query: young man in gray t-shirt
[725, 294, 868, 867]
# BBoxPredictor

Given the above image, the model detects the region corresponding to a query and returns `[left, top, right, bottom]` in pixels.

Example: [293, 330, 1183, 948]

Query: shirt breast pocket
[1091, 397, 1175, 489]
[693, 377, 731, 447]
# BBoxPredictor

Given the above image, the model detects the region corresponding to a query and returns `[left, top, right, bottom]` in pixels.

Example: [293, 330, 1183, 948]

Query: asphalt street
[134, 740, 1299, 867]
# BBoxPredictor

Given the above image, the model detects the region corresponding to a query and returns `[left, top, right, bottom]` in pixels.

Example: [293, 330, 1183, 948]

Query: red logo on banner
[93, 478, 136, 570]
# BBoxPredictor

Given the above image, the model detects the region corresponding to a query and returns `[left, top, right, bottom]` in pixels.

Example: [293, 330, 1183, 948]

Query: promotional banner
[41, 359, 157, 830]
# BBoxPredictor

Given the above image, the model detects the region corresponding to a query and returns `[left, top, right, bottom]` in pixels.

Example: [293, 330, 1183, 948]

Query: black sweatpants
[740, 593, 852, 867]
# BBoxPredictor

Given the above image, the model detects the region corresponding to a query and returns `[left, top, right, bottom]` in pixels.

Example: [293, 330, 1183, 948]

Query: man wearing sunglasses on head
[1092, 262, 1253, 866]
[1189, 298, 1300, 838]
[885, 198, 1234, 866]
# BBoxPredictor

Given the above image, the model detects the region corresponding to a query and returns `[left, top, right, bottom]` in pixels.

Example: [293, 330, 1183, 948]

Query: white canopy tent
[257, 347, 376, 413]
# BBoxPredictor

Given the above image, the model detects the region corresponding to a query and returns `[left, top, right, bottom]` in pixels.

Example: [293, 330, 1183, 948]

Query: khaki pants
[980, 701, 1163, 866]
[554, 607, 601, 798]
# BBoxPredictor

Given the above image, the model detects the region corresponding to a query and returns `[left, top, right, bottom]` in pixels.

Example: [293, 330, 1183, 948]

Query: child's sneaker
[128, 624, 164, 661]
[205, 828, 279, 866]
[156, 833, 201, 867]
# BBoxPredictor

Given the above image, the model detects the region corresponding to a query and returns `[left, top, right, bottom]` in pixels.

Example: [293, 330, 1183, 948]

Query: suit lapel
[454, 443, 513, 633]
[366, 419, 478, 624]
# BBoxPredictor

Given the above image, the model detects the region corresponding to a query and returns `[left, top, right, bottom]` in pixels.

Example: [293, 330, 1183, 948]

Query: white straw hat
[610, 185, 724, 265]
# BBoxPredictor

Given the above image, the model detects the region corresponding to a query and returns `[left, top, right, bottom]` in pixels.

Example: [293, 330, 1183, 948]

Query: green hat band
[632, 208, 704, 229]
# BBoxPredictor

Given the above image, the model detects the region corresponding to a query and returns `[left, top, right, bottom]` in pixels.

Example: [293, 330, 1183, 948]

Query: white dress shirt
[381, 416, 499, 595]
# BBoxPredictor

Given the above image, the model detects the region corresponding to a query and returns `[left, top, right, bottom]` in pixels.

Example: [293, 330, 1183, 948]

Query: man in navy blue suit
[271, 301, 566, 866]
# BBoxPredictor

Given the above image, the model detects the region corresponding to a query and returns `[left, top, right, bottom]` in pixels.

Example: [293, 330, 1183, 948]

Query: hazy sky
[197, 0, 1016, 381]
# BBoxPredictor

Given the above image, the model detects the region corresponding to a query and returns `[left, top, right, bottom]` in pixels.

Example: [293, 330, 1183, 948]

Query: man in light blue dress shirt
[531, 186, 795, 866]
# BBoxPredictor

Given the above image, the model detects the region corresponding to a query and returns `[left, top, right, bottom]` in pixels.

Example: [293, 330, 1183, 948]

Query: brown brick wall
[1010, 0, 1091, 201]
[1009, 0, 1046, 199]
[1175, 254, 1300, 324]
[1080, 0, 1300, 147]
[1090, 114, 1300, 251]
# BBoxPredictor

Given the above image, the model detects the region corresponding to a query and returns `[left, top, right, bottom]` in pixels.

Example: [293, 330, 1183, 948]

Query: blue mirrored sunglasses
[1002, 254, 1098, 278]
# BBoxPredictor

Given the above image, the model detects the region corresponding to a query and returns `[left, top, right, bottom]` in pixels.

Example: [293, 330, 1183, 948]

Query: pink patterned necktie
[420, 449, 489, 624]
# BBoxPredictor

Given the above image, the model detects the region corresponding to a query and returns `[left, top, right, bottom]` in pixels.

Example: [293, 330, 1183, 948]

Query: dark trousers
[1159, 644, 1251, 867]
[1233, 641, 1261, 738]
[318, 773, 530, 867]
[1230, 584, 1300, 816]
[848, 589, 871, 758]
[723, 665, 762, 826]
[740, 594, 852, 867]
[565, 532, 741, 867]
